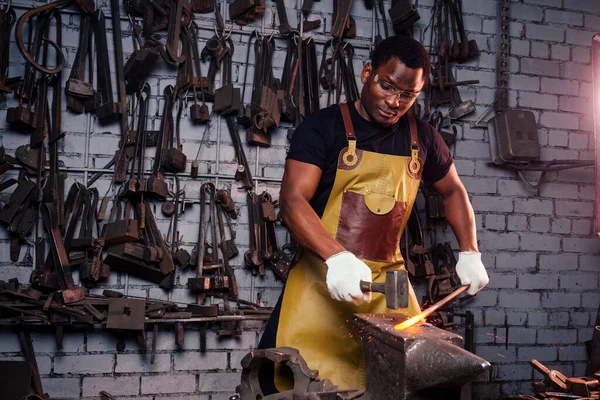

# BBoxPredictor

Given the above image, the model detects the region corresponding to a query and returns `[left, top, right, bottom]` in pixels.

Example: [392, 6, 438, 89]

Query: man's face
[358, 58, 425, 127]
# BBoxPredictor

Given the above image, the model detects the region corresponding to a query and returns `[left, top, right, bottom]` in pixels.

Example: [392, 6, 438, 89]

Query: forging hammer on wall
[360, 270, 409, 309]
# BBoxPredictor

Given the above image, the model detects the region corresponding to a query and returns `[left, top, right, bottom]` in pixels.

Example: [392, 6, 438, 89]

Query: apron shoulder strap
[339, 103, 356, 140]
[407, 113, 421, 175]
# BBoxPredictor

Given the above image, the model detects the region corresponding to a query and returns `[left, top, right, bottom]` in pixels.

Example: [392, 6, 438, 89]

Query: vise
[234, 313, 490, 399]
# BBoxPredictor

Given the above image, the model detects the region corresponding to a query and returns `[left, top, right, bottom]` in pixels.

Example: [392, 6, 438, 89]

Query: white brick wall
[0, 0, 600, 399]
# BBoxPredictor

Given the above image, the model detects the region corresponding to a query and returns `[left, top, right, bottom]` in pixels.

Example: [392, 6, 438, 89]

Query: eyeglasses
[373, 74, 420, 102]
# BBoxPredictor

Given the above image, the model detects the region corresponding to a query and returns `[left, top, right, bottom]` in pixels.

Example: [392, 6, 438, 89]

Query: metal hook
[0, 0, 11, 12]
[224, 27, 233, 41]
[15, 0, 70, 75]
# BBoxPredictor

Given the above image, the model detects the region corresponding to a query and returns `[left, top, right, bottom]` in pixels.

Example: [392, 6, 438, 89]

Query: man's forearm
[442, 187, 478, 252]
[280, 195, 345, 260]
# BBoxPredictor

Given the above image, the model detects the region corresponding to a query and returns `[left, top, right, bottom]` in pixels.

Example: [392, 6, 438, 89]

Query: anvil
[352, 313, 491, 400]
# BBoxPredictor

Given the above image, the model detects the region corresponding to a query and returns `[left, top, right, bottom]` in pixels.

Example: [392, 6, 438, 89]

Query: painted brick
[528, 312, 548, 326]
[566, 28, 596, 45]
[549, 312, 571, 326]
[572, 219, 591, 235]
[54, 354, 114, 374]
[540, 254, 579, 271]
[525, 24, 564, 42]
[198, 372, 240, 392]
[518, 346, 558, 362]
[472, 196, 513, 212]
[541, 77, 580, 95]
[585, 15, 600, 30]
[564, 237, 600, 253]
[485, 214, 506, 231]
[528, 216, 550, 233]
[486, 309, 524, 325]
[478, 231, 520, 251]
[558, 345, 589, 361]
[495, 253, 535, 272]
[475, 160, 516, 177]
[527, 0, 561, 6]
[31, 332, 85, 353]
[82, 376, 141, 397]
[537, 329, 578, 344]
[461, 177, 498, 194]
[42, 378, 81, 398]
[519, 91, 557, 109]
[572, 46, 591, 63]
[545, 9, 583, 26]
[570, 312, 590, 326]
[521, 57, 560, 77]
[561, 273, 599, 290]
[498, 327, 537, 344]
[173, 351, 228, 371]
[115, 353, 171, 373]
[530, 41, 550, 59]
[541, 292, 581, 308]
[467, 290, 499, 307]
[477, 346, 517, 363]
[518, 274, 558, 290]
[141, 374, 197, 394]
[540, 112, 579, 130]
[539, 183, 578, 199]
[563, 62, 592, 81]
[510, 39, 531, 57]
[551, 44, 571, 60]
[515, 198, 553, 215]
[510, 75, 543, 96]
[519, 233, 561, 251]
[507, 215, 528, 231]
[462, 0, 498, 17]
[511, 3, 544, 22]
[556, 200, 593, 217]
[580, 255, 600, 271]
[487, 273, 516, 289]
[498, 291, 540, 309]
[564, 0, 600, 12]
[568, 132, 590, 149]
[494, 364, 535, 381]
[551, 218, 571, 234]
[579, 328, 595, 346]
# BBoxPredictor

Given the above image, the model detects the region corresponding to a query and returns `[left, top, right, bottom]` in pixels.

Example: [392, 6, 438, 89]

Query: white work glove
[455, 251, 489, 296]
[325, 251, 372, 302]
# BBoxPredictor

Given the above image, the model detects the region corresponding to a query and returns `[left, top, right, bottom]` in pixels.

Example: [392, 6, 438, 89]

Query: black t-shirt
[287, 102, 453, 218]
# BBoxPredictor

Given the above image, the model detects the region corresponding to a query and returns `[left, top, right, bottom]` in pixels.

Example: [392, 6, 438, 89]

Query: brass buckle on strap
[342, 139, 358, 166]
[409, 145, 421, 174]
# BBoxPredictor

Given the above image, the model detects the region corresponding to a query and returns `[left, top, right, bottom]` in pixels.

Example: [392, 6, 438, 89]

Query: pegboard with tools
[0, 0, 396, 333]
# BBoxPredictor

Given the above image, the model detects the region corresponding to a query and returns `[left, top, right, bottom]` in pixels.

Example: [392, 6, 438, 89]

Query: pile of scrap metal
[505, 360, 600, 400]
[232, 313, 490, 400]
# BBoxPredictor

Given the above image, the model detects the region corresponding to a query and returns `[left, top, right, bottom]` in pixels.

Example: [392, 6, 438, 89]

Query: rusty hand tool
[566, 377, 599, 396]
[0, 6, 16, 94]
[395, 284, 469, 330]
[15, 0, 93, 75]
[360, 269, 409, 309]
[530, 359, 568, 392]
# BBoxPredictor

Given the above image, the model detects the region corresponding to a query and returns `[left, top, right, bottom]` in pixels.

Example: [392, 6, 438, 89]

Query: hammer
[360, 270, 409, 309]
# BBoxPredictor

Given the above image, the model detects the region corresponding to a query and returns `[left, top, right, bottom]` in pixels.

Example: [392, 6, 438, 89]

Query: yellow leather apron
[275, 103, 423, 390]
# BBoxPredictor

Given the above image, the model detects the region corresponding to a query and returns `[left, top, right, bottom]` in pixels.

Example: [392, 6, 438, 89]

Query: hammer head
[385, 269, 409, 309]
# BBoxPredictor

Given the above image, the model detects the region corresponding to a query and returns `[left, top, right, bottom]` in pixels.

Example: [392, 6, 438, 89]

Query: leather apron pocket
[335, 190, 406, 263]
